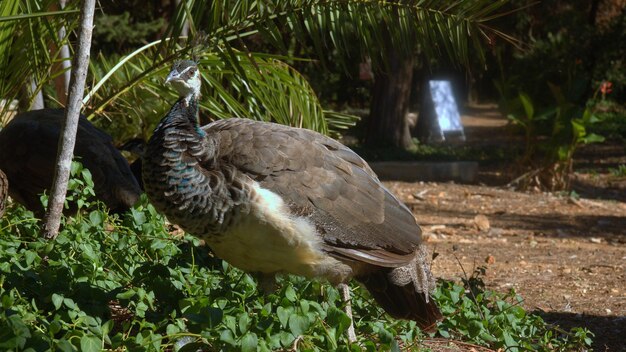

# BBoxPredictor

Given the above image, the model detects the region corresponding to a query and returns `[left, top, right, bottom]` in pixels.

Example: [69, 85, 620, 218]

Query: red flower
[600, 81, 613, 95]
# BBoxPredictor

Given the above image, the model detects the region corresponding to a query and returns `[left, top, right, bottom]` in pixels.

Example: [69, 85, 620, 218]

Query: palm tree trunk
[44, 0, 96, 239]
[175, 0, 190, 36]
[19, 78, 45, 111]
[365, 51, 415, 149]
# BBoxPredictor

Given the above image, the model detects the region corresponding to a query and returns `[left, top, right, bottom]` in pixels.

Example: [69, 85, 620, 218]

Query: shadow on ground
[411, 204, 626, 241]
[538, 311, 626, 352]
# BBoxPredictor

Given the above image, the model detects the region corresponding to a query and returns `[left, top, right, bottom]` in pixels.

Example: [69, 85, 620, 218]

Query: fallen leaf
[474, 214, 490, 232]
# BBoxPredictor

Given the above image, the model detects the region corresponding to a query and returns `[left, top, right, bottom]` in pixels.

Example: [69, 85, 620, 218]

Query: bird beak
[165, 70, 179, 84]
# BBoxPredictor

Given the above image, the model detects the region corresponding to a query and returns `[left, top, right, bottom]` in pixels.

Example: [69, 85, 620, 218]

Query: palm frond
[163, 0, 513, 68]
[0, 0, 80, 123]
[86, 44, 333, 141]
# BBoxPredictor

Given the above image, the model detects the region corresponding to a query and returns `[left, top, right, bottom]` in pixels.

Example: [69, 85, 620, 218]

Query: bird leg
[338, 283, 357, 344]
[255, 273, 278, 295]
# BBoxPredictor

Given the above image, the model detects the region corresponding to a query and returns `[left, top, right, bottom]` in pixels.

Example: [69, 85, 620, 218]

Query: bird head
[165, 60, 201, 100]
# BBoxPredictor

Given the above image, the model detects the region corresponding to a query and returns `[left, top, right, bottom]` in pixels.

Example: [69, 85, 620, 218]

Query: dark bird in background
[118, 138, 146, 190]
[0, 169, 7, 218]
[0, 109, 142, 216]
[142, 60, 442, 339]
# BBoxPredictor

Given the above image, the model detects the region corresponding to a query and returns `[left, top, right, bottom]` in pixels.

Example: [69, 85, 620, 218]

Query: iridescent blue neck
[153, 95, 199, 135]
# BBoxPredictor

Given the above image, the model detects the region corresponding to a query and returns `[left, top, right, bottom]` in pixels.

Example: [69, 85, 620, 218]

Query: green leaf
[51, 294, 64, 310]
[89, 211, 103, 226]
[81, 169, 93, 187]
[284, 285, 297, 302]
[571, 119, 585, 138]
[224, 315, 237, 334]
[81, 243, 97, 262]
[518, 93, 534, 120]
[55, 339, 76, 352]
[116, 289, 136, 300]
[326, 306, 351, 334]
[219, 329, 236, 346]
[63, 298, 77, 310]
[299, 300, 310, 314]
[261, 302, 272, 316]
[449, 288, 461, 304]
[480, 331, 497, 342]
[49, 320, 62, 335]
[70, 161, 81, 176]
[468, 320, 484, 338]
[24, 250, 38, 266]
[288, 313, 310, 336]
[135, 302, 149, 318]
[278, 331, 296, 347]
[82, 316, 98, 328]
[79, 335, 101, 352]
[276, 306, 291, 328]
[1, 314, 30, 349]
[502, 331, 518, 352]
[240, 332, 258, 352]
[131, 208, 147, 226]
[238, 313, 251, 334]
[390, 340, 401, 352]
[581, 133, 605, 144]
[557, 145, 570, 161]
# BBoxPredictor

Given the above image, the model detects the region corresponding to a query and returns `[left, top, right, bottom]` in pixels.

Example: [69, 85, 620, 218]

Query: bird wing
[72, 114, 142, 209]
[203, 118, 422, 267]
[0, 112, 61, 210]
[0, 109, 141, 213]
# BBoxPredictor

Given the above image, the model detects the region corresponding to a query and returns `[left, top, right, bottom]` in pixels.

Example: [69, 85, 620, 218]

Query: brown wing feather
[203, 119, 423, 263]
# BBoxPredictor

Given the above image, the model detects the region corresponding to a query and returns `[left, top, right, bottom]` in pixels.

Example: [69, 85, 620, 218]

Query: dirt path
[383, 181, 625, 351]
[380, 105, 626, 351]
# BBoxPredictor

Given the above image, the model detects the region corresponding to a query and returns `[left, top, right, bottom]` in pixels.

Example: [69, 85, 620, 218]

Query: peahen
[0, 109, 142, 215]
[143, 60, 442, 338]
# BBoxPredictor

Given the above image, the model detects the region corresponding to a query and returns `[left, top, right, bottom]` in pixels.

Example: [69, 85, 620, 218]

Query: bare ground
[384, 105, 626, 351]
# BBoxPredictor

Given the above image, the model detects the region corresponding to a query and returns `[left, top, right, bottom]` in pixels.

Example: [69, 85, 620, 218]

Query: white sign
[428, 80, 464, 138]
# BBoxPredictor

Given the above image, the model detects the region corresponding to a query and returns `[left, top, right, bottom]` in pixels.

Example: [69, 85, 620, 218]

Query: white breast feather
[206, 183, 351, 283]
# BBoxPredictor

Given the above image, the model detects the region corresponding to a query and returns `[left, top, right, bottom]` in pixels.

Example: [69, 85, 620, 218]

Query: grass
[0, 163, 593, 351]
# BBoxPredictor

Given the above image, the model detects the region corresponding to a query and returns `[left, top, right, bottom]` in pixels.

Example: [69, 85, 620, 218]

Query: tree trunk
[54, 0, 72, 105]
[44, 0, 96, 239]
[365, 51, 415, 149]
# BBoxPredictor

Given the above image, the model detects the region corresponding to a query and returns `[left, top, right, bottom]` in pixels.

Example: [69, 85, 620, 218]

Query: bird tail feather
[359, 272, 442, 332]
[357, 245, 442, 332]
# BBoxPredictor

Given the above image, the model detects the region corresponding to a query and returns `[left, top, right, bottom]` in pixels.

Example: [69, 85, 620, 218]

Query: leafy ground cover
[0, 164, 593, 351]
